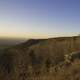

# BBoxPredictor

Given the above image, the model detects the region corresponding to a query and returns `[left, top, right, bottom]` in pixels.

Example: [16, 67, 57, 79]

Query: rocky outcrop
[64, 51, 80, 63]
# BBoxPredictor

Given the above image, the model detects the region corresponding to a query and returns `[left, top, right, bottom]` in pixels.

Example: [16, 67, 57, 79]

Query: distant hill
[0, 38, 26, 45]
[0, 38, 26, 50]
[0, 36, 80, 80]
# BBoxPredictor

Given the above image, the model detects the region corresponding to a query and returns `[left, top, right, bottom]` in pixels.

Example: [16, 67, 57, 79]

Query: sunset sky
[0, 0, 80, 39]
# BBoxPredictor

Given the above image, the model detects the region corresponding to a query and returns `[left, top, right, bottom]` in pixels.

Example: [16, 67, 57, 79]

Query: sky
[0, 0, 80, 39]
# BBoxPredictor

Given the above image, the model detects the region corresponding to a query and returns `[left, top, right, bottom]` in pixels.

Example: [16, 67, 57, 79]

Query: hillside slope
[0, 36, 80, 80]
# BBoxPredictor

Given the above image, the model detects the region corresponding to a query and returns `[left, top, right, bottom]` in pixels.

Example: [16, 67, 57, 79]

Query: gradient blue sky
[0, 0, 80, 38]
